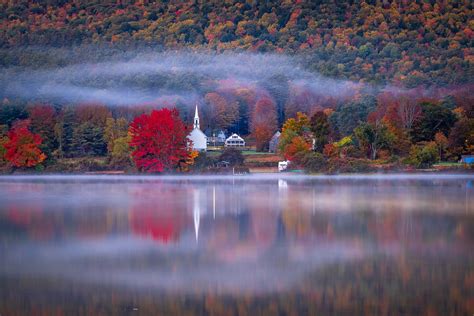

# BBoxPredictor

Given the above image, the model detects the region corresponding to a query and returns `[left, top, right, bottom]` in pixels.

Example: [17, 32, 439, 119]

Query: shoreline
[1, 165, 473, 176]
[1, 172, 474, 181]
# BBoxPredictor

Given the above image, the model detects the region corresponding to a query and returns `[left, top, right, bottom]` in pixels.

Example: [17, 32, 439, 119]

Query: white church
[187, 104, 207, 151]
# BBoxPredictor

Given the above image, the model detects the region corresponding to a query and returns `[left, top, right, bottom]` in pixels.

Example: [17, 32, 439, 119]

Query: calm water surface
[0, 174, 473, 315]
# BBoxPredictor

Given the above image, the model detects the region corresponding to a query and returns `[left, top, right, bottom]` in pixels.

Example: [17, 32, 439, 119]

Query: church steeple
[193, 104, 200, 130]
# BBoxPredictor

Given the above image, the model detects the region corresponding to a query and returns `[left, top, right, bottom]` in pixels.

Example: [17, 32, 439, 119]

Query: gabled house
[225, 133, 245, 147]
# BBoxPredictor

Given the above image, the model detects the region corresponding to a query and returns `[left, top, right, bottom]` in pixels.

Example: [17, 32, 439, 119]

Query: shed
[269, 131, 281, 153]
[461, 155, 474, 164]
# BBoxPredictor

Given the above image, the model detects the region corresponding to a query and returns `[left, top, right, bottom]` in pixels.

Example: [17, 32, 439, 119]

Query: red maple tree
[129, 108, 190, 173]
[4, 120, 46, 168]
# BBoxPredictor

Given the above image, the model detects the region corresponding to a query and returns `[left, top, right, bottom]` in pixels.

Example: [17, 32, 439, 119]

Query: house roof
[225, 133, 245, 142]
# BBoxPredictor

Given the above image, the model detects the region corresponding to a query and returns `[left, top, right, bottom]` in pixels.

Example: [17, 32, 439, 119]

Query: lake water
[0, 174, 473, 315]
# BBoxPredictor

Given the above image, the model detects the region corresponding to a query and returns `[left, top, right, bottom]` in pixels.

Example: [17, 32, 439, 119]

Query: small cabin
[461, 155, 474, 164]
[269, 131, 281, 153]
[225, 134, 246, 147]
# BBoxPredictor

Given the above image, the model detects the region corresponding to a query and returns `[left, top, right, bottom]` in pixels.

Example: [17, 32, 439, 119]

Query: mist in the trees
[1, 49, 363, 107]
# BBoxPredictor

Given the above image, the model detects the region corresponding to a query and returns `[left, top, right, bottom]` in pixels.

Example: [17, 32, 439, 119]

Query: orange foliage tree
[250, 97, 277, 151]
[284, 136, 311, 161]
[4, 120, 46, 168]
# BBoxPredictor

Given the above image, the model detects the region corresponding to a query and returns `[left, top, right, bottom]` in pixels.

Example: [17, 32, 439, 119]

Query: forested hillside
[0, 1, 473, 173]
[0, 0, 472, 85]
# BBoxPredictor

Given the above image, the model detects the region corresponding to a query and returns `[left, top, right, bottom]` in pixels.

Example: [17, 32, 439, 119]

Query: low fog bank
[0, 47, 369, 106]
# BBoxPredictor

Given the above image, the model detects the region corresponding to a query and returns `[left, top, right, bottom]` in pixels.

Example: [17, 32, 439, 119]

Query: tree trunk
[371, 144, 377, 160]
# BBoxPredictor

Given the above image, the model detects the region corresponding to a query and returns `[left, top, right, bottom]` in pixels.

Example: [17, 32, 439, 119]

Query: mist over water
[1, 50, 364, 106]
[0, 175, 473, 290]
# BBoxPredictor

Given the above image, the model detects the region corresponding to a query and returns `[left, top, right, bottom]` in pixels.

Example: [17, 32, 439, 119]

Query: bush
[191, 152, 215, 172]
[41, 157, 109, 173]
[217, 148, 244, 166]
[233, 166, 250, 174]
[76, 158, 108, 171]
[326, 158, 372, 174]
[295, 151, 327, 173]
[407, 142, 440, 168]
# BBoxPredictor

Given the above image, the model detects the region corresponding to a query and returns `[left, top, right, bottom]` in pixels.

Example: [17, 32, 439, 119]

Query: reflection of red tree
[6, 205, 55, 240]
[131, 211, 183, 243]
[7, 206, 36, 226]
[130, 186, 188, 243]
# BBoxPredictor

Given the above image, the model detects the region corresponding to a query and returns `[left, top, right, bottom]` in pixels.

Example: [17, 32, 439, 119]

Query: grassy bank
[0, 154, 472, 175]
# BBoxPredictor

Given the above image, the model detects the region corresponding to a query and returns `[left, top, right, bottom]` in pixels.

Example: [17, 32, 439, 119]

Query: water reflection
[0, 174, 473, 315]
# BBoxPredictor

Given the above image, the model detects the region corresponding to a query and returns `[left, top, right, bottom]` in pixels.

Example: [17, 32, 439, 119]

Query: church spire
[193, 104, 200, 130]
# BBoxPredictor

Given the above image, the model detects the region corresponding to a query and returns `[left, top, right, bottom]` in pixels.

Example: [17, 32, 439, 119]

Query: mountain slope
[0, 0, 472, 86]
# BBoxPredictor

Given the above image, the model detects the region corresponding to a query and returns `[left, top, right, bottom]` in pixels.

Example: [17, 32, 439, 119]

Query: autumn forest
[1, 2, 474, 316]
[0, 0, 473, 173]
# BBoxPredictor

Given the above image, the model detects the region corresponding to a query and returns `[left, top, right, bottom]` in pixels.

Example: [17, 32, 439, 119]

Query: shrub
[218, 148, 244, 166]
[191, 152, 215, 172]
[233, 166, 250, 174]
[295, 151, 327, 173]
[323, 136, 356, 159]
[407, 142, 440, 168]
[77, 158, 108, 171]
[283, 135, 311, 161]
[326, 158, 372, 174]
[323, 143, 338, 158]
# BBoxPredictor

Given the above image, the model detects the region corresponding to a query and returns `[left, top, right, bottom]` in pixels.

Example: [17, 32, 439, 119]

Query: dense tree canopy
[411, 101, 457, 142]
[0, 0, 472, 86]
[0, 0, 472, 173]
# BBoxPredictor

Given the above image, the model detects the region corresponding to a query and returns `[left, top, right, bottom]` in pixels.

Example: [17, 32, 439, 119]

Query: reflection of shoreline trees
[1, 252, 473, 315]
[0, 180, 472, 247]
[0, 179, 473, 315]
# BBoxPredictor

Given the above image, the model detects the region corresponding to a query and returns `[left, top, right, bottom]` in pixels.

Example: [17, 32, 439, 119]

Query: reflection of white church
[187, 105, 207, 151]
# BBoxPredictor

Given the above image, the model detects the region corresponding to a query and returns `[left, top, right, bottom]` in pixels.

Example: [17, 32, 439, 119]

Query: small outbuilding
[269, 131, 281, 153]
[461, 155, 474, 164]
[225, 133, 246, 147]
